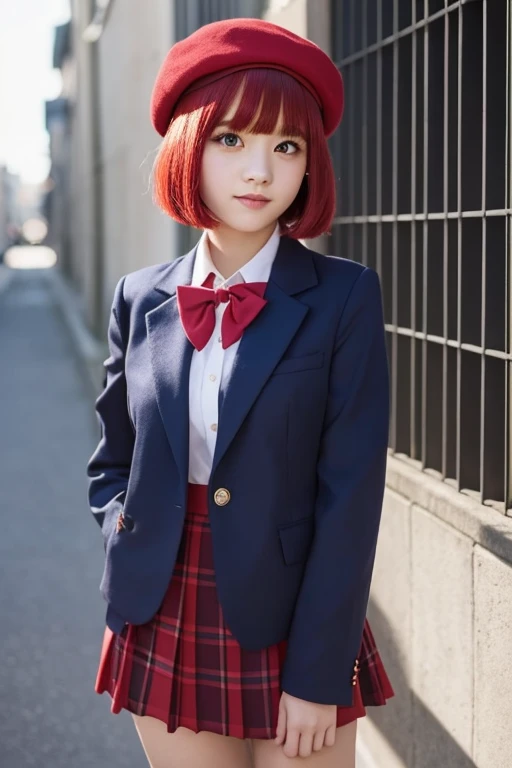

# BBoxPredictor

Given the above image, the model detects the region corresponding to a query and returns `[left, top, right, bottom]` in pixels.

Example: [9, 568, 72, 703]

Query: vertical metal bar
[376, 0, 383, 278]
[349, 0, 355, 261]
[442, 6, 449, 480]
[506, 0, 512, 512]
[456, 2, 463, 492]
[391, 0, 398, 452]
[421, 1, 430, 470]
[362, 0, 368, 267]
[480, 0, 487, 504]
[410, 0, 418, 459]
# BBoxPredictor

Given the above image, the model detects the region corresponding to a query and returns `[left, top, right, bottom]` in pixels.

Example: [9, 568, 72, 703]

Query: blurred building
[53, 1, 512, 767]
[0, 166, 17, 255]
[45, 21, 73, 274]
[0, 168, 43, 252]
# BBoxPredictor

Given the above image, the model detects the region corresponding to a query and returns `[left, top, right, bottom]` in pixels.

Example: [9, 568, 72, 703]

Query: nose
[244, 170, 269, 185]
[242, 148, 272, 185]
[243, 167, 270, 185]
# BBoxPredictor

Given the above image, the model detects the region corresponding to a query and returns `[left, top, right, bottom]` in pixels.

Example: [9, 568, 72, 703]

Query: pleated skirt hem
[94, 483, 394, 740]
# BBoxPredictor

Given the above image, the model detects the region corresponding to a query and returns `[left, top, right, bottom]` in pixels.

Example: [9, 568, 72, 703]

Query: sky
[0, 0, 71, 184]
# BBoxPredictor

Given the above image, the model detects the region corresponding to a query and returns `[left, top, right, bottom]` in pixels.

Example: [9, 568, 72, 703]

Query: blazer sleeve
[86, 275, 135, 531]
[280, 266, 390, 706]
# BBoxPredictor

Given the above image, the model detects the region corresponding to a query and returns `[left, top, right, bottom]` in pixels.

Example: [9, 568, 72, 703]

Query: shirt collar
[191, 223, 281, 289]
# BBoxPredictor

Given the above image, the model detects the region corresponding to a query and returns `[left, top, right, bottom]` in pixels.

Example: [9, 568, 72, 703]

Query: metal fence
[329, 0, 512, 514]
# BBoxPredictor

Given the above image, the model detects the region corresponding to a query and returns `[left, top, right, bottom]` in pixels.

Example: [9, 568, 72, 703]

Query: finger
[274, 700, 287, 745]
[298, 730, 315, 759]
[324, 724, 337, 748]
[312, 728, 327, 752]
[282, 727, 300, 759]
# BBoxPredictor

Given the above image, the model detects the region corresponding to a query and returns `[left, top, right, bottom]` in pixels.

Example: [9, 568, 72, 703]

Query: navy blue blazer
[86, 234, 390, 707]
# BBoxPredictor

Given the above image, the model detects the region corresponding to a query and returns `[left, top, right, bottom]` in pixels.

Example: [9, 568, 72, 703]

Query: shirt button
[210, 423, 218, 432]
[218, 336, 222, 343]
[209, 374, 216, 382]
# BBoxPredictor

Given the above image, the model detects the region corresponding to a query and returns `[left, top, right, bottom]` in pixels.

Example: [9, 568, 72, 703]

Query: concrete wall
[70, 0, 178, 336]
[356, 455, 512, 768]
[69, 0, 100, 333]
[263, 0, 307, 33]
[95, 0, 177, 330]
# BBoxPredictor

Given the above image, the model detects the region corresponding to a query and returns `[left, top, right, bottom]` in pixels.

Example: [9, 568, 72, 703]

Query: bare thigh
[250, 720, 357, 768]
[132, 714, 253, 768]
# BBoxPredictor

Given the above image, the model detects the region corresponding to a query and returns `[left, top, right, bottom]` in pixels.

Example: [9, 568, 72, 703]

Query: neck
[205, 222, 278, 280]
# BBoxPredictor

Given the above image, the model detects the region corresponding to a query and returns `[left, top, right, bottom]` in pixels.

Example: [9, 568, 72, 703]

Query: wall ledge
[386, 454, 512, 566]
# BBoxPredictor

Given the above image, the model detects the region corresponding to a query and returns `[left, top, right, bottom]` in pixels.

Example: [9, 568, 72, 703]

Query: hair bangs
[219, 69, 314, 140]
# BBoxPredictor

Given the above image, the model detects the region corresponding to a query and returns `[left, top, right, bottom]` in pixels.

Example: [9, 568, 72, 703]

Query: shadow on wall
[366, 599, 477, 768]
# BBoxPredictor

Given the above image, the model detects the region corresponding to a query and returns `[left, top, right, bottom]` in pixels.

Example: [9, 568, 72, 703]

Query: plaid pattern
[95, 483, 394, 739]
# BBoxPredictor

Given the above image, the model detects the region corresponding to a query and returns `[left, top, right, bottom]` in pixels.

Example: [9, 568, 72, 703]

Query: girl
[87, 18, 394, 768]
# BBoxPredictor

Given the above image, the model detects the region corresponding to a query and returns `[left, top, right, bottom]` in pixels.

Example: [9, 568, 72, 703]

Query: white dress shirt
[187, 223, 281, 484]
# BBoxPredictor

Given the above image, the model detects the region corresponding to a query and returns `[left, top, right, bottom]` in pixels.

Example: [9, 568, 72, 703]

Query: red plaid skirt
[95, 483, 394, 739]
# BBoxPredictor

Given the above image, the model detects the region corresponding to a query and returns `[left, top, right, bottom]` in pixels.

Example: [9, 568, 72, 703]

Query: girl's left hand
[275, 691, 337, 758]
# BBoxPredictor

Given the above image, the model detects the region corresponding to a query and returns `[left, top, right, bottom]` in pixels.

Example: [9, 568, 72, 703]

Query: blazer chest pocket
[277, 515, 315, 566]
[272, 351, 324, 376]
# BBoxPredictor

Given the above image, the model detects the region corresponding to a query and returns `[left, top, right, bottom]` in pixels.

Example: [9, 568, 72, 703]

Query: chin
[221, 211, 286, 234]
[230, 221, 275, 233]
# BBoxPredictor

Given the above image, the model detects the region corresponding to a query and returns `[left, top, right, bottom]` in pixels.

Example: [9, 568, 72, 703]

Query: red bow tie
[176, 272, 268, 351]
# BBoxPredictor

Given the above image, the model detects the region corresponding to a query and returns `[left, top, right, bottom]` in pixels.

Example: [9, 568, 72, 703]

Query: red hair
[152, 68, 336, 239]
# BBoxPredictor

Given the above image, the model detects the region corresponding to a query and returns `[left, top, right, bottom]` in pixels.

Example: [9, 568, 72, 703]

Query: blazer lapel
[145, 235, 318, 486]
[146, 246, 197, 487]
[212, 236, 317, 476]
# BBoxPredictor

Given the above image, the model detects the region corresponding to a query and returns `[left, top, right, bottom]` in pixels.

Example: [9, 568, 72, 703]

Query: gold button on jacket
[214, 488, 231, 506]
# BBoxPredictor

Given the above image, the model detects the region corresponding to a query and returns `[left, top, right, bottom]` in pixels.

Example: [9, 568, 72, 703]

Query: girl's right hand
[274, 691, 337, 758]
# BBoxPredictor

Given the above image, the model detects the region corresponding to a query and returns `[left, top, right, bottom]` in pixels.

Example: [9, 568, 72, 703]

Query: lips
[235, 194, 272, 210]
[235, 194, 271, 202]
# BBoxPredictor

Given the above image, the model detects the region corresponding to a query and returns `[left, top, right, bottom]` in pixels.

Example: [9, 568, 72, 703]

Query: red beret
[150, 18, 344, 139]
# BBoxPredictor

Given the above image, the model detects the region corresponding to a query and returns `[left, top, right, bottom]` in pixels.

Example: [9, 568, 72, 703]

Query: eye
[213, 132, 242, 148]
[275, 140, 302, 155]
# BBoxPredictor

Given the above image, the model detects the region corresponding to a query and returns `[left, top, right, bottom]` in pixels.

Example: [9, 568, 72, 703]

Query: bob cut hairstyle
[152, 68, 337, 240]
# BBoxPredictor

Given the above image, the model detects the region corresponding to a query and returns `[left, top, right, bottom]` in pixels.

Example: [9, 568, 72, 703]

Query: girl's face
[199, 87, 308, 235]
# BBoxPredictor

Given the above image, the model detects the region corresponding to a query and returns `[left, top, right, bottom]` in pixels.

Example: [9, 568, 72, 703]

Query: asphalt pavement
[0, 266, 145, 767]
